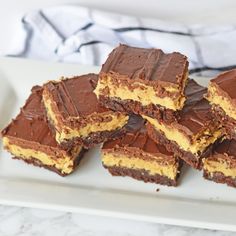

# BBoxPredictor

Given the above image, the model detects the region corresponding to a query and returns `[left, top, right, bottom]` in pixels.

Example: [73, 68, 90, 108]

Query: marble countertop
[0, 205, 234, 236]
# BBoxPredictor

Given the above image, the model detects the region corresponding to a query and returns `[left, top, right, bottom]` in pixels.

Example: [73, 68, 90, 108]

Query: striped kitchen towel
[7, 5, 236, 76]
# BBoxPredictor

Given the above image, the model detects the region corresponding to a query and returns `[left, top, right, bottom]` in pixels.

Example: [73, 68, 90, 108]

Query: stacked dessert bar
[203, 69, 236, 187]
[1, 44, 236, 188]
[95, 44, 224, 186]
[101, 115, 182, 186]
[42, 74, 128, 148]
[2, 86, 86, 176]
[95, 44, 191, 186]
[1, 74, 129, 176]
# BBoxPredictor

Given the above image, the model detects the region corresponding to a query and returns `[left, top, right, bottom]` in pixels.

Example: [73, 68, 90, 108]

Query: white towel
[7, 5, 236, 76]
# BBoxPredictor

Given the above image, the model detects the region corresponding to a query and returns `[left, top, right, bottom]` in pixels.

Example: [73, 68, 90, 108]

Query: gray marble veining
[0, 205, 234, 236]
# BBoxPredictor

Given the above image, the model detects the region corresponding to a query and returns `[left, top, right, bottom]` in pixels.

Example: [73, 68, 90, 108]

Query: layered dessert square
[101, 115, 182, 186]
[206, 69, 236, 139]
[42, 73, 129, 148]
[203, 139, 236, 188]
[1, 86, 86, 176]
[95, 44, 189, 119]
[144, 79, 223, 169]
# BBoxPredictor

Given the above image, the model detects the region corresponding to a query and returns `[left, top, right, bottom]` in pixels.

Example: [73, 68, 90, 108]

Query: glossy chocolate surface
[172, 79, 215, 136]
[214, 139, 236, 159]
[211, 69, 236, 101]
[44, 74, 108, 118]
[100, 44, 188, 86]
[102, 115, 172, 156]
[2, 86, 59, 147]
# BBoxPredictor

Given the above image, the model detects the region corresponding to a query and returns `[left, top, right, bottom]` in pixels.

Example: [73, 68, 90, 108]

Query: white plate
[0, 57, 236, 232]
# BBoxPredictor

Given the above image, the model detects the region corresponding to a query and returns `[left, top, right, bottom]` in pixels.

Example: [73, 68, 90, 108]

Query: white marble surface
[0, 205, 234, 236]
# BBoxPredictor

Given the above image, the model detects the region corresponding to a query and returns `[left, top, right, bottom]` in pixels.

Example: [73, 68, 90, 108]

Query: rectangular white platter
[0, 57, 236, 232]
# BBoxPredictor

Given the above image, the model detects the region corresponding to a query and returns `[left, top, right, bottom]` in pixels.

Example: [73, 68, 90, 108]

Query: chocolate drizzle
[58, 80, 81, 116]
[101, 44, 188, 86]
[44, 74, 108, 118]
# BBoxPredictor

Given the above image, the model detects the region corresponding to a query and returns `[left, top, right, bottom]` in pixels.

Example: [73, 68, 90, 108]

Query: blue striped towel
[8, 5, 236, 76]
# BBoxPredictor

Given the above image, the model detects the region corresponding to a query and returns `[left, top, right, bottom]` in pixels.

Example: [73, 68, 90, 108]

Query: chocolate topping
[211, 69, 236, 101]
[170, 79, 216, 136]
[100, 44, 188, 86]
[1, 86, 59, 147]
[213, 139, 236, 160]
[1, 86, 86, 175]
[44, 73, 108, 118]
[102, 115, 172, 156]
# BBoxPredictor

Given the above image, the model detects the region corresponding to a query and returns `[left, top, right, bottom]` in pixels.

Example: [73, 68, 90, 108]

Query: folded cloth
[7, 5, 236, 76]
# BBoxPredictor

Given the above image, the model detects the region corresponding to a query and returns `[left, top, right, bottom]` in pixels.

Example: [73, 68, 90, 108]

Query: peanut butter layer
[206, 69, 236, 121]
[203, 139, 236, 179]
[1, 86, 85, 176]
[102, 116, 181, 184]
[144, 115, 222, 155]
[42, 74, 128, 146]
[102, 153, 178, 180]
[142, 79, 223, 156]
[95, 44, 189, 111]
[94, 75, 188, 110]
[3, 137, 82, 174]
[204, 159, 236, 178]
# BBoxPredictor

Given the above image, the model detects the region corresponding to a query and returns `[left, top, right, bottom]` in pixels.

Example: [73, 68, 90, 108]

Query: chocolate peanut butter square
[203, 139, 236, 188]
[94, 44, 189, 119]
[144, 79, 224, 169]
[101, 115, 182, 186]
[206, 69, 236, 139]
[42, 73, 129, 148]
[1, 86, 86, 176]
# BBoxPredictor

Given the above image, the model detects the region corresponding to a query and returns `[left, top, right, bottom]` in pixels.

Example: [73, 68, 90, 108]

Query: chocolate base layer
[99, 95, 177, 122]
[104, 165, 180, 186]
[13, 148, 86, 176]
[146, 123, 217, 169]
[58, 126, 127, 150]
[212, 105, 236, 139]
[203, 171, 236, 188]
